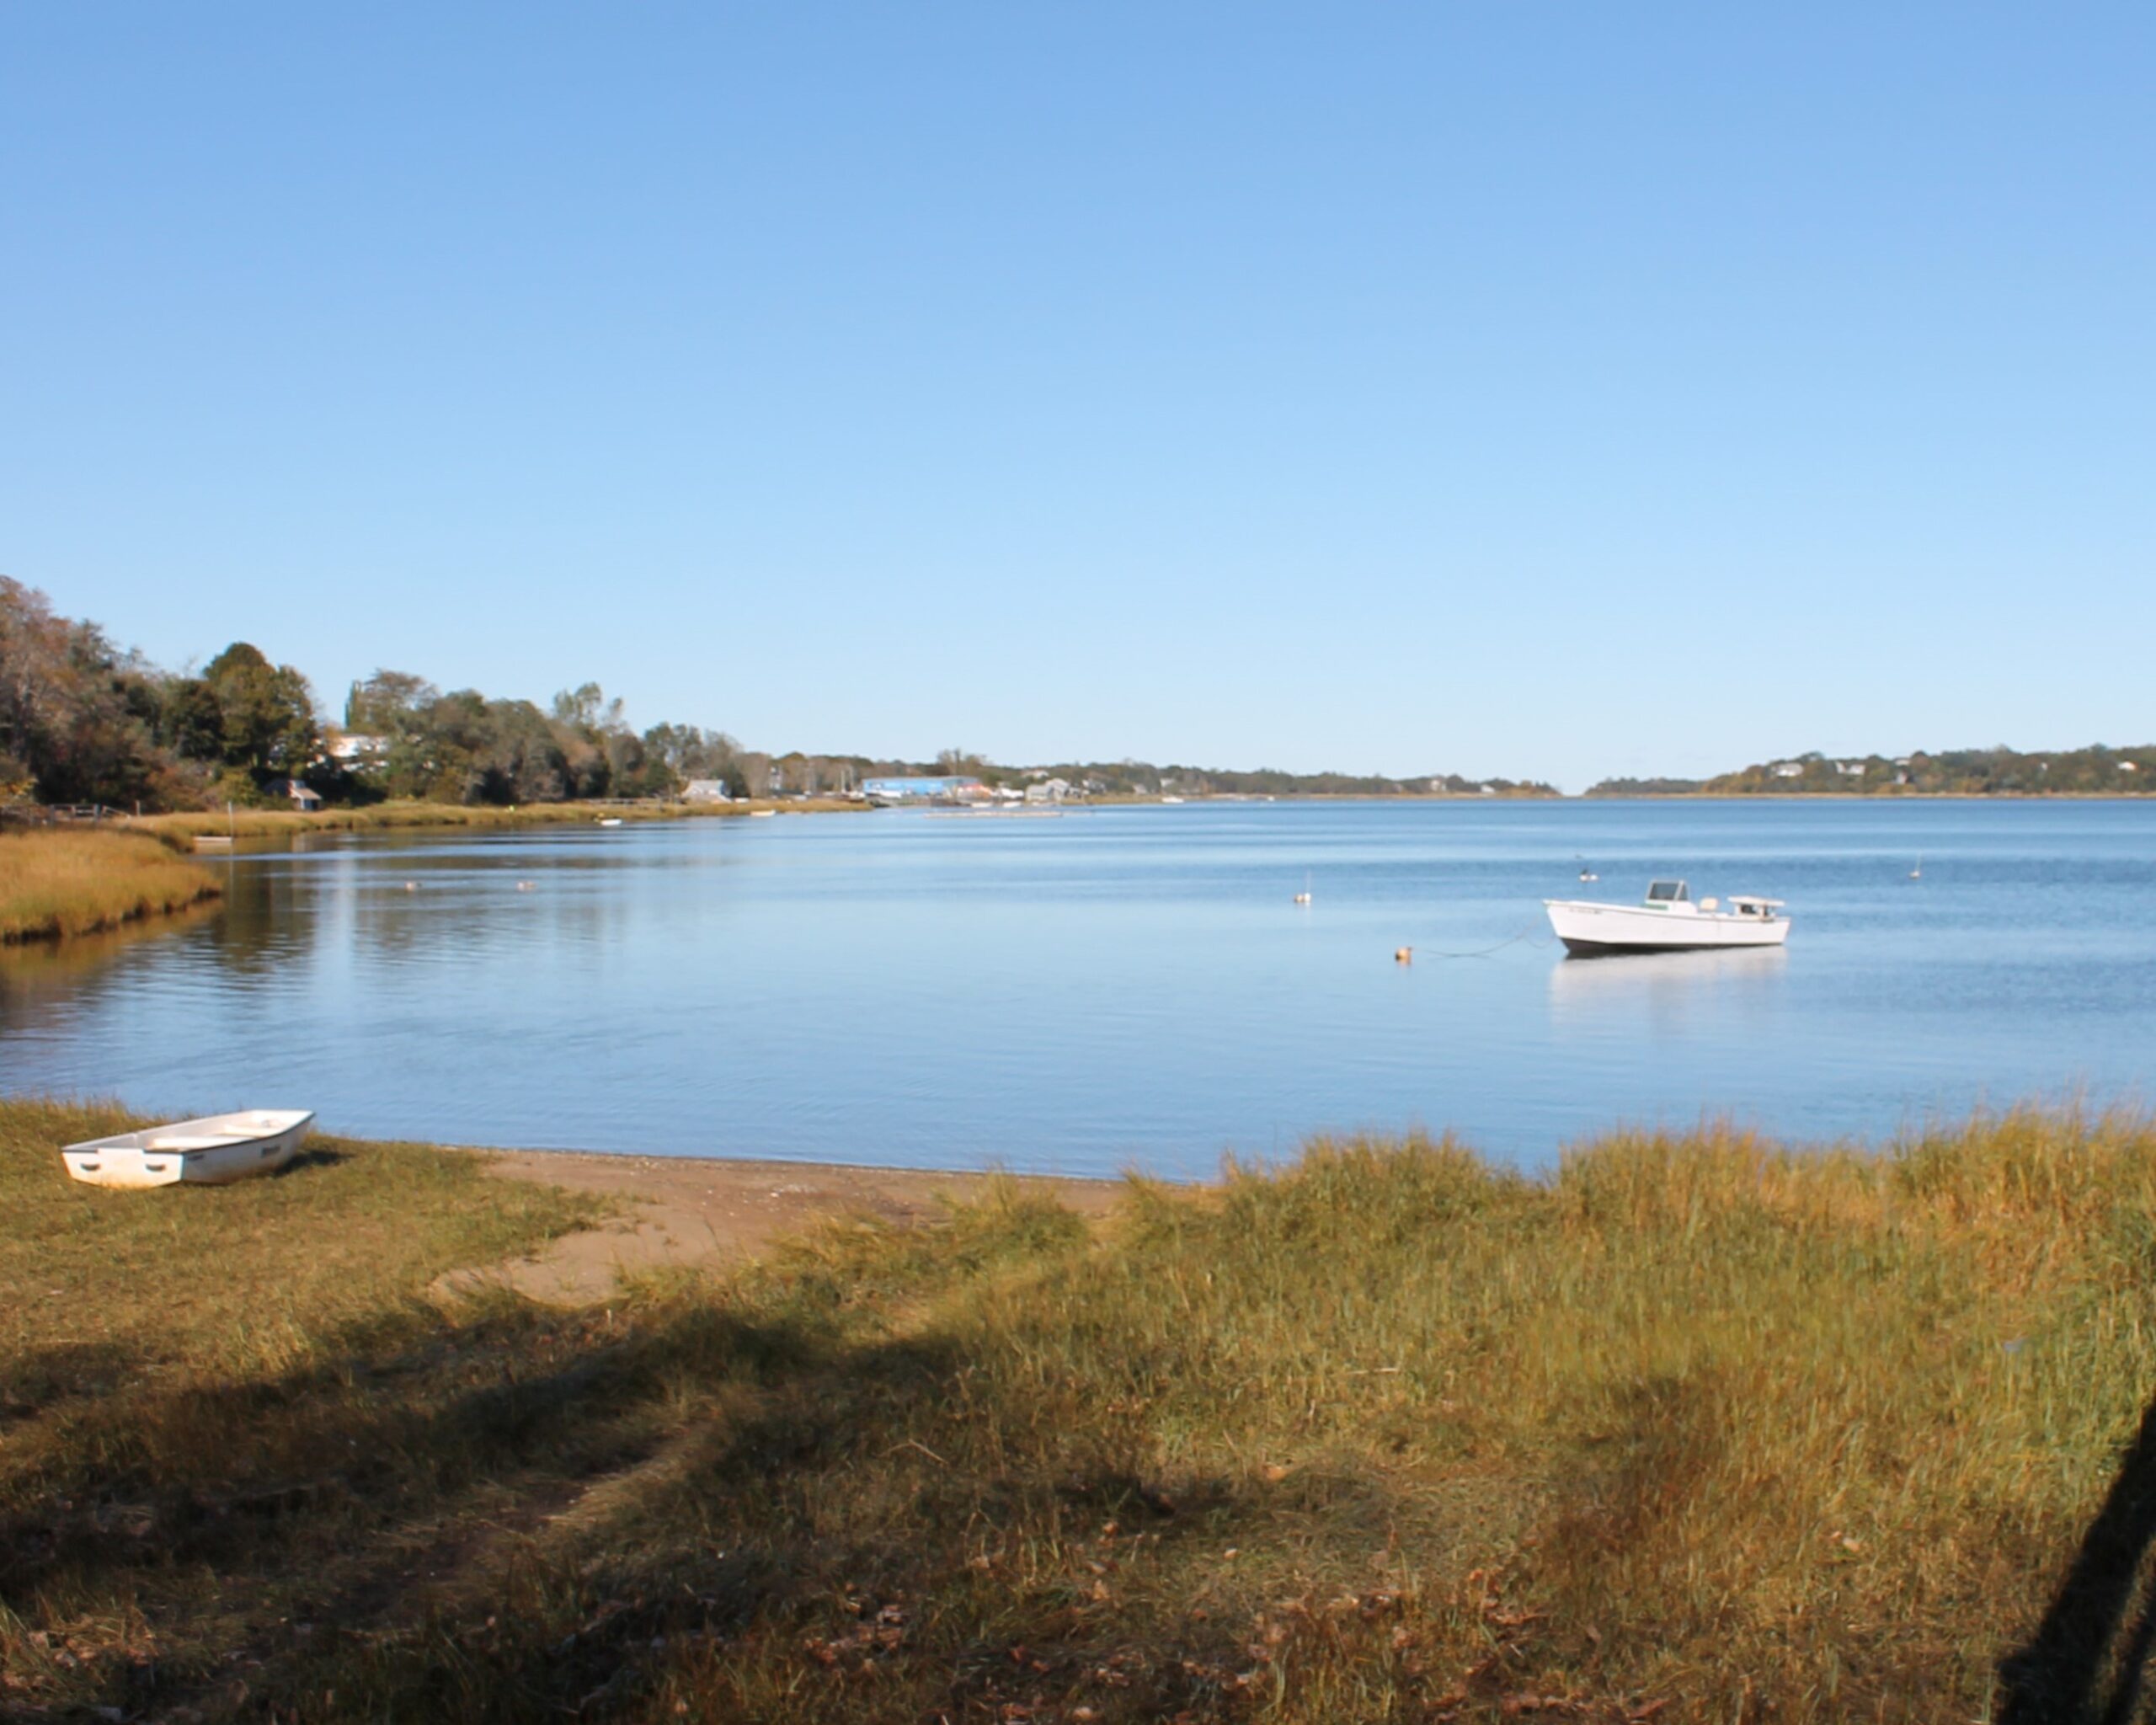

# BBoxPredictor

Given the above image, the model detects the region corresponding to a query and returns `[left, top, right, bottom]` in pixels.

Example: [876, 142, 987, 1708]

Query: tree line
[0, 578, 763, 811]
[3, 576, 1559, 812]
[1588, 746, 2156, 796]
[0, 580, 1075, 811]
[0, 576, 321, 809]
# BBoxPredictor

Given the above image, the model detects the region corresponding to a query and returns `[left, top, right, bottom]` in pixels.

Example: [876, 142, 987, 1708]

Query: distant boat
[62, 1110, 314, 1189]
[1545, 879, 1790, 956]
[1909, 856, 1923, 880]
[1161, 795, 1185, 804]
[1294, 870, 1312, 905]
[596, 816, 624, 827]
[1575, 855, 1598, 883]
[748, 809, 776, 818]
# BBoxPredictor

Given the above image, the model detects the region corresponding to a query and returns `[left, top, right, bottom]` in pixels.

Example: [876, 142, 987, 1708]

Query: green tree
[204, 642, 319, 772]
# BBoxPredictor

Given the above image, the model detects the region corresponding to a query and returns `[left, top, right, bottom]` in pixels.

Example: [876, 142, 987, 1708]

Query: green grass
[0, 829, 222, 943]
[3, 1101, 2151, 1721]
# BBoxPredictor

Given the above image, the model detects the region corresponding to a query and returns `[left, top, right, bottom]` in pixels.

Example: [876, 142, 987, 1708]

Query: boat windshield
[1646, 880, 1689, 904]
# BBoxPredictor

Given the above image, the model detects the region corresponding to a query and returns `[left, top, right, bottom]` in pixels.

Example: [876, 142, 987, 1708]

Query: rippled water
[5, 801, 2153, 1177]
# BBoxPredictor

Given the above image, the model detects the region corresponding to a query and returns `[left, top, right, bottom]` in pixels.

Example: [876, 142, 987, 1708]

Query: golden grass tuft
[0, 828, 222, 943]
[4, 1101, 2155, 1720]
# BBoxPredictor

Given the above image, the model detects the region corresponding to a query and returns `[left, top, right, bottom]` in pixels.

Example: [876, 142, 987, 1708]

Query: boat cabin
[1726, 895, 1784, 921]
[1644, 879, 1689, 906]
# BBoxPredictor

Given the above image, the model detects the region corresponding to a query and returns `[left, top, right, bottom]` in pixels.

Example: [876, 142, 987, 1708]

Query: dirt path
[446, 1150, 1124, 1304]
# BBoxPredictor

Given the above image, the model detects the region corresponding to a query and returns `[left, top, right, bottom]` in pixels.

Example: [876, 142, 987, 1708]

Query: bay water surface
[6, 799, 2153, 1178]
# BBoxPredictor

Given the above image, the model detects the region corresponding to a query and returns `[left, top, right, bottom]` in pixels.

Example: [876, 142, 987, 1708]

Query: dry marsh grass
[3, 1101, 2152, 1721]
[0, 829, 222, 942]
[125, 796, 861, 847]
[128, 798, 691, 844]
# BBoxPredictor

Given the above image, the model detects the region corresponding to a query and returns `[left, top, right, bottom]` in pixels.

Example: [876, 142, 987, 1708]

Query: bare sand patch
[446, 1149, 1124, 1303]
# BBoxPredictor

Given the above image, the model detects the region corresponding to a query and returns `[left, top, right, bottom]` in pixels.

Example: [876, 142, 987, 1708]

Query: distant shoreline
[1571, 791, 2156, 802]
[114, 795, 865, 847]
[1122, 789, 2156, 804]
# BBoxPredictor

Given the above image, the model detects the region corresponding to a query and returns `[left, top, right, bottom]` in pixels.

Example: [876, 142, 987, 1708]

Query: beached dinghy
[61, 1110, 315, 1189]
[1544, 879, 1789, 957]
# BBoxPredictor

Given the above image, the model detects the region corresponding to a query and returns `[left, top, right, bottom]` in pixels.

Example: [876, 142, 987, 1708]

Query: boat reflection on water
[1547, 943, 1790, 1039]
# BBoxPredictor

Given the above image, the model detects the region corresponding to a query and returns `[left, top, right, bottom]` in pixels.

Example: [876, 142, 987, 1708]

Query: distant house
[1838, 761, 1866, 777]
[681, 779, 732, 803]
[328, 734, 387, 765]
[861, 776, 986, 805]
[1771, 761, 1804, 778]
[1023, 777, 1071, 805]
[2122, 761, 2140, 773]
[275, 779, 323, 811]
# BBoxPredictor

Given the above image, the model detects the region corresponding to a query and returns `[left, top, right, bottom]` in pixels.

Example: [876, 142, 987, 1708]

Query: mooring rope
[1398, 922, 1557, 960]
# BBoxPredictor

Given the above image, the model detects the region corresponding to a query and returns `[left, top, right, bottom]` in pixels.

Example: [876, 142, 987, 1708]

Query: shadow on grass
[0, 1339, 136, 1423]
[0, 1295, 861, 1714]
[274, 1144, 350, 1175]
[3, 1282, 1303, 1722]
[1999, 1388, 2156, 1723]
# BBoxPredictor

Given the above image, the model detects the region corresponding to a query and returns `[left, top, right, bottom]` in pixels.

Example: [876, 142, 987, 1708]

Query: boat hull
[1544, 899, 1790, 957]
[61, 1111, 315, 1189]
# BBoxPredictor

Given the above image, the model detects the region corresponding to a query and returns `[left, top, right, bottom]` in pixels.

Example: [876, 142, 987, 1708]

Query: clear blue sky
[4, 5, 2149, 789]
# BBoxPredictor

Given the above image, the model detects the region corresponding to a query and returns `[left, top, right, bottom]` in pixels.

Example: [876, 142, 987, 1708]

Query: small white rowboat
[1544, 879, 1789, 957]
[61, 1110, 315, 1189]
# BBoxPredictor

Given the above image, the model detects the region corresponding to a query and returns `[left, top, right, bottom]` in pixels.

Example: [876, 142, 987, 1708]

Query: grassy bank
[124, 795, 862, 847]
[0, 829, 223, 943]
[3, 1103, 2151, 1720]
[127, 798, 691, 845]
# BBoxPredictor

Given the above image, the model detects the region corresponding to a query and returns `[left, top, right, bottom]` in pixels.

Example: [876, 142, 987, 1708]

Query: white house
[1023, 777, 1071, 804]
[1772, 761, 1804, 778]
[681, 779, 732, 803]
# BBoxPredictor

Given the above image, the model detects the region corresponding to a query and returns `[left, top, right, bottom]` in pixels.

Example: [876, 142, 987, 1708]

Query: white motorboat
[61, 1110, 315, 1189]
[1544, 879, 1789, 957]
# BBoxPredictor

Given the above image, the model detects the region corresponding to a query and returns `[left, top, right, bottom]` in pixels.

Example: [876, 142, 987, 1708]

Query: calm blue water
[5, 801, 2154, 1178]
